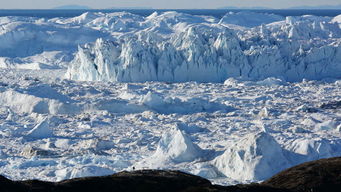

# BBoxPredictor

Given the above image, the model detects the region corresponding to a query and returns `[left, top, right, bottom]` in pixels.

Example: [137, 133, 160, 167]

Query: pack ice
[0, 11, 340, 185]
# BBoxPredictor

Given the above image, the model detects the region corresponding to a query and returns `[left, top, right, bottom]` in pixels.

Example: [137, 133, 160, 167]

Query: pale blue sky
[1, 0, 341, 9]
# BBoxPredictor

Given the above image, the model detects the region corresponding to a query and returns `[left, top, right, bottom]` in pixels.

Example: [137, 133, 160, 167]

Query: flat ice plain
[0, 11, 340, 185]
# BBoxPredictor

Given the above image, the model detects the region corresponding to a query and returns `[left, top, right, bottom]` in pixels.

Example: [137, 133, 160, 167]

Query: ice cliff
[66, 12, 341, 82]
[66, 27, 248, 82]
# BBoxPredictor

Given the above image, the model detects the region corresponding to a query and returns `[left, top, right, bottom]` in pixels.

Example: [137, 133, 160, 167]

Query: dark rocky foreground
[0, 157, 340, 192]
[263, 157, 341, 191]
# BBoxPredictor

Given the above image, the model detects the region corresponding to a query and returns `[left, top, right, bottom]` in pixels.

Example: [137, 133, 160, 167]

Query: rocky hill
[0, 157, 340, 192]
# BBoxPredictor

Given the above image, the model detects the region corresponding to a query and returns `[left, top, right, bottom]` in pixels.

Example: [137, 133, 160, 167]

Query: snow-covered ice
[0, 11, 340, 185]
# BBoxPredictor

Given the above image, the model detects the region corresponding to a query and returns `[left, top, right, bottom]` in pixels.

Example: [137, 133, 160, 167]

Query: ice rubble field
[0, 11, 340, 185]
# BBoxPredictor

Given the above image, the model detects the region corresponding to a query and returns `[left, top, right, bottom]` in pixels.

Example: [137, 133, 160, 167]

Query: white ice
[0, 11, 340, 186]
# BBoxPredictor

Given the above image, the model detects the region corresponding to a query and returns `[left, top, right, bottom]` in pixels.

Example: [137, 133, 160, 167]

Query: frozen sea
[0, 9, 340, 185]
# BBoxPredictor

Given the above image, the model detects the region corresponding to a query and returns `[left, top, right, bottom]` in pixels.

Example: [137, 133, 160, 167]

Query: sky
[0, 0, 341, 9]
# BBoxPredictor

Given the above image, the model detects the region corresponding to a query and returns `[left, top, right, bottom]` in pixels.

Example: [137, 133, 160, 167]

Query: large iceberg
[212, 132, 290, 181]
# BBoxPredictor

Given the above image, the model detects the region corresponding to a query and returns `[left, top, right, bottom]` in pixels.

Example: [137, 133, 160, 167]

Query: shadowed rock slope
[0, 157, 340, 192]
[263, 157, 341, 192]
[0, 170, 286, 192]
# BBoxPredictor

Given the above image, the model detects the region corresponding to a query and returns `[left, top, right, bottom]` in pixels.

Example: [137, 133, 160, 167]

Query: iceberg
[213, 132, 290, 181]
[135, 127, 205, 168]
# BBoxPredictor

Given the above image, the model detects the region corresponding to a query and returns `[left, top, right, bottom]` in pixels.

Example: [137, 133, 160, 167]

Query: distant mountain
[289, 4, 341, 9]
[109, 7, 152, 10]
[218, 6, 270, 10]
[53, 5, 92, 10]
[218, 4, 341, 10]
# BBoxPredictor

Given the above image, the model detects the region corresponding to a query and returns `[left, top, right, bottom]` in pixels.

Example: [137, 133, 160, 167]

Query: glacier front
[65, 12, 341, 82]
